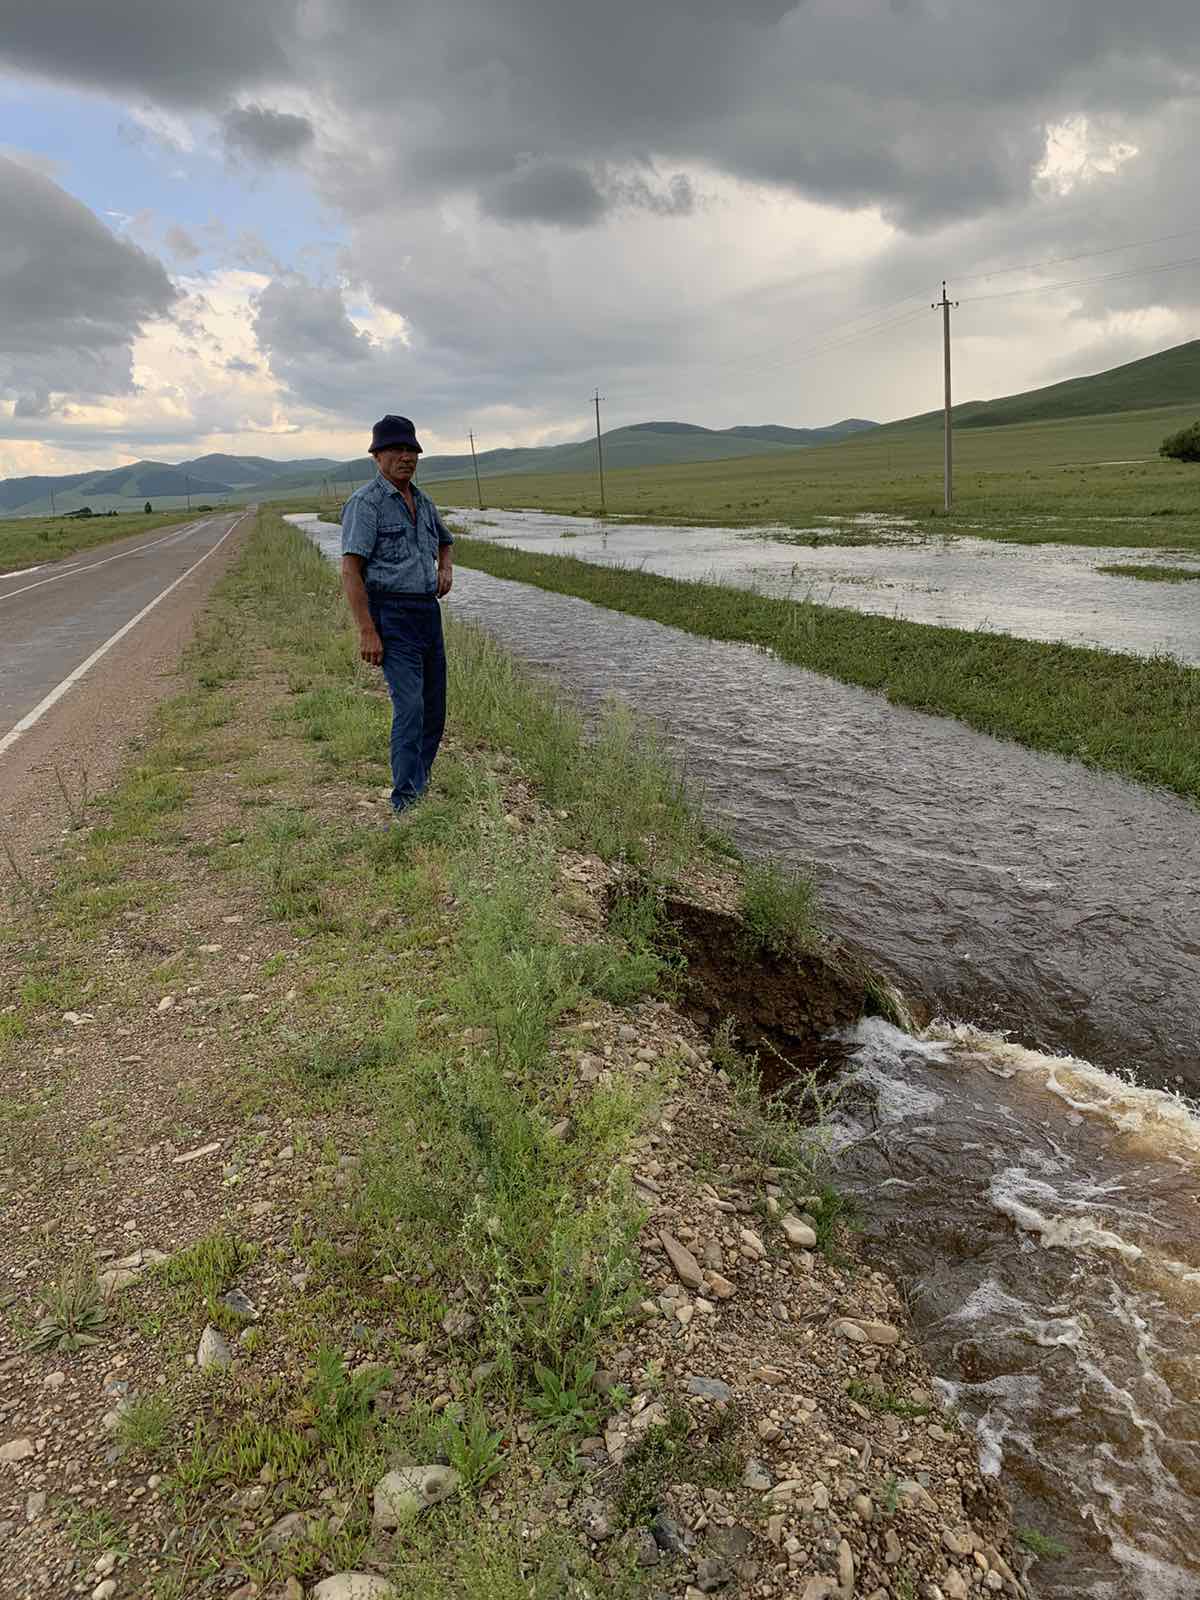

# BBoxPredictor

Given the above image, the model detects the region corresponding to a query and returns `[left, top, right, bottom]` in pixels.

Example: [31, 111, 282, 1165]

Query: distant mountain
[888, 339, 1200, 432]
[0, 419, 877, 516]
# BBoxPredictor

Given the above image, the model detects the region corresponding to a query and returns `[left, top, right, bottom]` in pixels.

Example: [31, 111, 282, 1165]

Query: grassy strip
[0, 510, 198, 573]
[450, 535, 1200, 806]
[3, 512, 839, 1595]
[1097, 562, 1200, 582]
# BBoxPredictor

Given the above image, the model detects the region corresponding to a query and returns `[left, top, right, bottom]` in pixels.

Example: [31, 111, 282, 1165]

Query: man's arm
[434, 506, 454, 598]
[341, 554, 382, 665]
[340, 494, 383, 664]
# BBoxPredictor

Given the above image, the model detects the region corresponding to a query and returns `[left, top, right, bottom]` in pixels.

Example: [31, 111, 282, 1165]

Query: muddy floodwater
[292, 516, 1200, 1600]
[445, 506, 1200, 665]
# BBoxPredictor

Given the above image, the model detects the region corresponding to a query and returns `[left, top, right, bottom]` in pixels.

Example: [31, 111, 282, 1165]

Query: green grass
[450, 537, 1200, 806]
[0, 510, 195, 573]
[422, 404, 1200, 551]
[1097, 562, 1200, 582]
[1016, 1527, 1069, 1560]
[891, 338, 1200, 430]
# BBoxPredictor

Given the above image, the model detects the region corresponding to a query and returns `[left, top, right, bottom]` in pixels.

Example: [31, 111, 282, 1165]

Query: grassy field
[425, 404, 1200, 551]
[0, 510, 199, 574]
[451, 537, 1200, 807]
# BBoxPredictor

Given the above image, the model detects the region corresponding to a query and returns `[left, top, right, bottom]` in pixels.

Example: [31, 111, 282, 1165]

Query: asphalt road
[0, 512, 246, 753]
[0, 510, 251, 860]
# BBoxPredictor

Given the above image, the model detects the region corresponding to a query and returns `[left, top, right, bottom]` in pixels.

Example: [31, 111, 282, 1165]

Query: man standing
[341, 415, 454, 815]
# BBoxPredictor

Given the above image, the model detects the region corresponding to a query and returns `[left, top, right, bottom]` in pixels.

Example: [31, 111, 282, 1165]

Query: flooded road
[445, 506, 1200, 665]
[292, 515, 1200, 1598]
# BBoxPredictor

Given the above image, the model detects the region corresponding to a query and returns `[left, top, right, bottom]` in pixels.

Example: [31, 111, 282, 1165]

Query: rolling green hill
[892, 338, 1200, 431]
[0, 420, 875, 516]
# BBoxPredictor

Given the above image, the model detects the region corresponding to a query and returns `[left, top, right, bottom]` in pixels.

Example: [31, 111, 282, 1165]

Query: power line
[959, 249, 1200, 305]
[952, 222, 1200, 286]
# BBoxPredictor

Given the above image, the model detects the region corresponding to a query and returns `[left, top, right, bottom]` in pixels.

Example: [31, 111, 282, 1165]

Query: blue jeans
[369, 593, 447, 813]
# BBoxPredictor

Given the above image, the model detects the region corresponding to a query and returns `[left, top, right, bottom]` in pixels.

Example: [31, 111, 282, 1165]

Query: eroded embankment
[0, 513, 1032, 1600]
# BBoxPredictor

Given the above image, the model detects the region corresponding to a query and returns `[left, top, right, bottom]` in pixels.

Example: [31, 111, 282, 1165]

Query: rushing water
[444, 506, 1200, 665]
[292, 515, 1200, 1598]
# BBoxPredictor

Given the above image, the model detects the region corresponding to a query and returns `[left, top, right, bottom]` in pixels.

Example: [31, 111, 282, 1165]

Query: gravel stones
[650, 1513, 688, 1555]
[197, 1325, 232, 1370]
[780, 1214, 818, 1248]
[833, 1317, 901, 1346]
[576, 1496, 614, 1540]
[311, 1578, 397, 1600]
[659, 1229, 705, 1291]
[373, 1465, 461, 1527]
[686, 1375, 731, 1402]
[694, 1555, 732, 1592]
[0, 1439, 35, 1463]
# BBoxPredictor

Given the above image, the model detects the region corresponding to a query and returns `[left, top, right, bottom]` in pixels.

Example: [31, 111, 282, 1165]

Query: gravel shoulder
[0, 514, 1031, 1600]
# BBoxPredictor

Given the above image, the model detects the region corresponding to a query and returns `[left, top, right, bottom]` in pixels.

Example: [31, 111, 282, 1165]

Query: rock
[577, 1497, 613, 1541]
[943, 1572, 970, 1600]
[263, 1511, 309, 1551]
[373, 1465, 461, 1528]
[705, 1272, 735, 1299]
[853, 1493, 874, 1522]
[311, 1578, 396, 1600]
[94, 1553, 117, 1578]
[811, 1481, 830, 1511]
[741, 1459, 772, 1493]
[197, 1325, 232, 1370]
[91, 1584, 117, 1600]
[756, 1417, 781, 1442]
[441, 1308, 476, 1338]
[738, 1228, 766, 1259]
[632, 1529, 660, 1567]
[800, 1581, 838, 1600]
[98, 1267, 140, 1297]
[650, 1513, 688, 1555]
[858, 1319, 901, 1346]
[283, 1582, 304, 1600]
[687, 1376, 732, 1403]
[172, 1140, 221, 1164]
[219, 1289, 258, 1321]
[832, 1319, 868, 1343]
[780, 1215, 818, 1248]
[659, 1230, 705, 1291]
[0, 1439, 35, 1463]
[25, 1491, 46, 1522]
[837, 1538, 855, 1593]
[43, 1371, 67, 1391]
[883, 1528, 902, 1565]
[695, 1558, 732, 1594]
[942, 1528, 975, 1557]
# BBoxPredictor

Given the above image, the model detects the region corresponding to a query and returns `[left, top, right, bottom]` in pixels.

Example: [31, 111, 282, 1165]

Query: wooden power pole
[592, 390, 607, 513]
[932, 281, 958, 512]
[468, 431, 484, 510]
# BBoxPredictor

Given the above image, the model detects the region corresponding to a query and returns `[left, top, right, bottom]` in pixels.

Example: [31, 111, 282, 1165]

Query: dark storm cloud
[0, 0, 297, 105]
[223, 104, 315, 165]
[481, 163, 606, 227]
[4, 0, 1200, 228]
[0, 156, 177, 409]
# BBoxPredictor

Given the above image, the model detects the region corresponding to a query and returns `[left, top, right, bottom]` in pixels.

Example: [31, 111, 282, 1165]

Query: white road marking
[0, 519, 208, 602]
[0, 514, 247, 758]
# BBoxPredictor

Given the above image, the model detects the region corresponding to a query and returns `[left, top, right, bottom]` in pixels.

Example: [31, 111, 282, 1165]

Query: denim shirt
[341, 473, 454, 596]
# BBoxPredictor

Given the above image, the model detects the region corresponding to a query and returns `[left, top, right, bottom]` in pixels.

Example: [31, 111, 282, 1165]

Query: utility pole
[932, 281, 958, 512]
[185, 474, 192, 513]
[592, 389, 607, 514]
[49, 485, 56, 517]
[468, 431, 484, 510]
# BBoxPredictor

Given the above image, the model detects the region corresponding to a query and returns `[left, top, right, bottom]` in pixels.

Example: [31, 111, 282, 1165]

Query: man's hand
[359, 625, 384, 666]
[437, 558, 454, 598]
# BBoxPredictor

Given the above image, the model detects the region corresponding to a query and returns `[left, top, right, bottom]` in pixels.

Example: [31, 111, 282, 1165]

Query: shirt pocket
[376, 526, 409, 563]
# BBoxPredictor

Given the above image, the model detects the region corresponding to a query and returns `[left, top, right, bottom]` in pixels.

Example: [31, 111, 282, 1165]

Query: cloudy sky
[1, 0, 1198, 476]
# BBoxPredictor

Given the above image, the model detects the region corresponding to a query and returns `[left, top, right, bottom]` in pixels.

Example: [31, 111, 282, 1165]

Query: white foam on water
[987, 1168, 1145, 1262]
[926, 1021, 1200, 1160]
